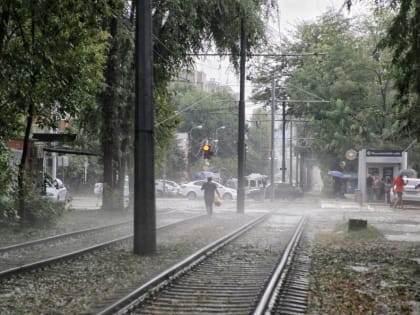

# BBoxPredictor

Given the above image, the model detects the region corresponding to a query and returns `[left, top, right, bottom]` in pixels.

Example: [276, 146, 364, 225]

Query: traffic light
[202, 144, 213, 159]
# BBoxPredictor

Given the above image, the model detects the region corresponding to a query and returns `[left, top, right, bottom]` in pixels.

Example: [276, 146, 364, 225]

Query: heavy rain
[1, 0, 420, 314]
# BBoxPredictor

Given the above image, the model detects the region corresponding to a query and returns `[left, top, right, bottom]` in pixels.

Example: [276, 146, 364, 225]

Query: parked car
[155, 179, 180, 197]
[94, 175, 129, 199]
[45, 178, 69, 203]
[179, 180, 237, 200]
[247, 182, 303, 201]
[390, 178, 420, 203]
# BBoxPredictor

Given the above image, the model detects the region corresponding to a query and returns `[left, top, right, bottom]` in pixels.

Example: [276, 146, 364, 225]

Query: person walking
[384, 176, 393, 205]
[201, 177, 220, 215]
[366, 174, 374, 202]
[392, 174, 406, 209]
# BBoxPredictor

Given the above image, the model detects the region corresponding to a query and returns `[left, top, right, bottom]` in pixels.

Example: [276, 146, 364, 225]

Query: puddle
[385, 233, 420, 242]
[373, 223, 420, 233]
[350, 265, 370, 272]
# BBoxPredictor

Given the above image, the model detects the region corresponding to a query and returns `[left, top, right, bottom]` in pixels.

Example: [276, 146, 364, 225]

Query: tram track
[0, 213, 205, 280]
[0, 220, 132, 255]
[0, 212, 261, 315]
[95, 213, 308, 315]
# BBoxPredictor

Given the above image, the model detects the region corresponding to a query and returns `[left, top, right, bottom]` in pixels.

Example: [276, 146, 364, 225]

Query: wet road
[69, 194, 420, 243]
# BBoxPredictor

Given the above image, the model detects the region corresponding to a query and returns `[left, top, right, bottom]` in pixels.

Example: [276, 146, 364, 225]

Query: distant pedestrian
[201, 177, 220, 215]
[384, 177, 392, 205]
[94, 182, 103, 206]
[366, 174, 373, 202]
[392, 175, 406, 209]
[373, 176, 383, 201]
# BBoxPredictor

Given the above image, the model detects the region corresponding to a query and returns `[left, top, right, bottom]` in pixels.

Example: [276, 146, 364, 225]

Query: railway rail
[0, 220, 132, 254]
[254, 216, 309, 314]
[0, 213, 204, 280]
[95, 213, 308, 315]
[0, 212, 261, 315]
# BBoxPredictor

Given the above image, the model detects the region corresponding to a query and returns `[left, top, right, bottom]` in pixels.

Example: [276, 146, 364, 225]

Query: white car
[45, 178, 68, 203]
[179, 180, 237, 200]
[390, 178, 420, 203]
[155, 179, 180, 197]
[94, 176, 129, 198]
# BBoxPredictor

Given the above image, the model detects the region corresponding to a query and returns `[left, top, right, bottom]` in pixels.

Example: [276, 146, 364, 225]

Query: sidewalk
[319, 197, 420, 243]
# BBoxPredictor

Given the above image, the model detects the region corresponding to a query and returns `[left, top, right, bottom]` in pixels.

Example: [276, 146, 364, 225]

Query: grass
[334, 221, 384, 241]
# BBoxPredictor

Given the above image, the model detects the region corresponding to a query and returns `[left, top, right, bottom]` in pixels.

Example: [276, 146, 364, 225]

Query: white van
[244, 173, 268, 193]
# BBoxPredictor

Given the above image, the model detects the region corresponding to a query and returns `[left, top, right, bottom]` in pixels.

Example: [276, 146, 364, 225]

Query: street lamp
[214, 126, 226, 155]
[215, 126, 226, 140]
[189, 125, 203, 141]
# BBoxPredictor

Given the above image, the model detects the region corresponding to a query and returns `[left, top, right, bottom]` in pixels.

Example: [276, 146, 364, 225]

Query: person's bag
[214, 195, 222, 207]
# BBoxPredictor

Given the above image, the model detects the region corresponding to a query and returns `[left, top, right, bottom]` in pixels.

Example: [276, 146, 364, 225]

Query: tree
[251, 9, 399, 175]
[168, 81, 239, 180]
[97, 0, 273, 210]
[0, 1, 107, 225]
[346, 0, 420, 141]
[287, 10, 398, 172]
[246, 107, 271, 175]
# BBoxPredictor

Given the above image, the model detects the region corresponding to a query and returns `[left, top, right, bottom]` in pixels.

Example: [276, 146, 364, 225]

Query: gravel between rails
[4, 196, 420, 313]
[0, 213, 260, 315]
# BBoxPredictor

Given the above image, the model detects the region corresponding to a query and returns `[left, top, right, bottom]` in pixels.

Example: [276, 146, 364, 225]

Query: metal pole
[295, 153, 299, 187]
[282, 101, 286, 182]
[270, 76, 275, 201]
[289, 121, 293, 185]
[237, 18, 246, 214]
[134, 0, 156, 255]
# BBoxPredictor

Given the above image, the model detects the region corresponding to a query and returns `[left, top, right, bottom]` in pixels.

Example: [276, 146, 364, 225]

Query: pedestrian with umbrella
[392, 173, 407, 209]
[399, 169, 416, 177]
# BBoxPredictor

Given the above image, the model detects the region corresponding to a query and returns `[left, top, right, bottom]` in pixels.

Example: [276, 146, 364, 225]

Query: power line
[186, 52, 326, 57]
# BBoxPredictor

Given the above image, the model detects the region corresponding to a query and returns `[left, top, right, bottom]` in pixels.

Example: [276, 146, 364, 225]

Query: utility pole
[134, 0, 156, 255]
[237, 18, 246, 214]
[282, 101, 286, 182]
[270, 76, 275, 201]
[289, 122, 293, 185]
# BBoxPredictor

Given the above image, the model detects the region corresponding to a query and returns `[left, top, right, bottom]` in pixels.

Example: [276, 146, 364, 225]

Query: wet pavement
[319, 198, 420, 243]
[69, 194, 420, 243]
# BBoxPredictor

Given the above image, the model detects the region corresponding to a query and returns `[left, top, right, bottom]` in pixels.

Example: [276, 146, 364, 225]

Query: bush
[18, 178, 66, 227]
[0, 144, 19, 224]
[0, 195, 19, 224]
[24, 194, 65, 227]
[0, 144, 65, 227]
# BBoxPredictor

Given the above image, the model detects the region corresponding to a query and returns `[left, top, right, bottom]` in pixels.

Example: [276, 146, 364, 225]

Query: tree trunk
[101, 4, 120, 211]
[18, 101, 34, 227]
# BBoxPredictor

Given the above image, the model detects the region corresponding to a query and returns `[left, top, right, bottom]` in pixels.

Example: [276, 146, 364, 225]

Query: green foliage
[0, 143, 18, 222]
[155, 137, 186, 182]
[253, 9, 398, 173]
[0, 0, 108, 133]
[23, 193, 65, 227]
[376, 0, 420, 140]
[346, 1, 420, 145]
[168, 82, 238, 179]
[246, 108, 271, 175]
[334, 222, 384, 240]
[0, 172, 65, 227]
